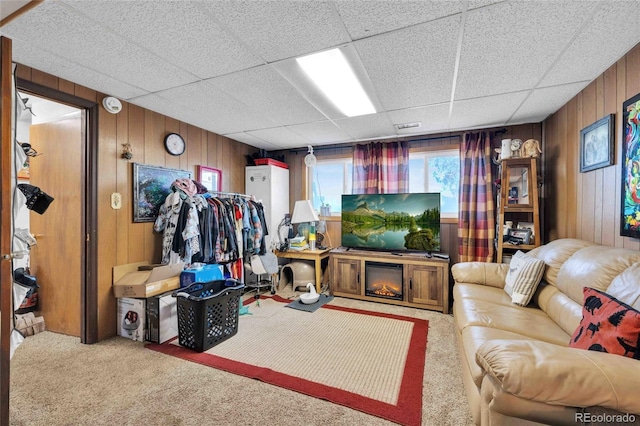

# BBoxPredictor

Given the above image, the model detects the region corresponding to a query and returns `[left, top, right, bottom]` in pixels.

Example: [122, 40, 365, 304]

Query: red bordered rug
[146, 295, 428, 426]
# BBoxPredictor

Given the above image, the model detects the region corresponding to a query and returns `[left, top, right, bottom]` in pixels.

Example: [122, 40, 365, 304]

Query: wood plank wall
[544, 43, 640, 251]
[15, 65, 254, 340]
[276, 123, 542, 270]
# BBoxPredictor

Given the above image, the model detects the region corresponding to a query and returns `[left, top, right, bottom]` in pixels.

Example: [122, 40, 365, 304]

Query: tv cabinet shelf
[329, 248, 450, 314]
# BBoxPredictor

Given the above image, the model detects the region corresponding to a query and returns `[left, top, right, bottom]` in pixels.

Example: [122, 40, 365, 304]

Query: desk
[275, 248, 332, 292]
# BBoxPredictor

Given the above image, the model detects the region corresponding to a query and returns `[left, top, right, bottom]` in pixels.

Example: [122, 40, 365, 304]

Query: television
[341, 193, 441, 253]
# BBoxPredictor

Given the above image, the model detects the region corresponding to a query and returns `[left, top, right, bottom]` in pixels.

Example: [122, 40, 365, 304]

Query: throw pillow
[504, 250, 545, 306]
[569, 287, 640, 360]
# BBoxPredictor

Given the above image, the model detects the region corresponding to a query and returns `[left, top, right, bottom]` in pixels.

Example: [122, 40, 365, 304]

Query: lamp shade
[291, 200, 319, 224]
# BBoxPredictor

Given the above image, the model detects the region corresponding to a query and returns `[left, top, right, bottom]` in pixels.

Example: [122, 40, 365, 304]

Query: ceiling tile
[450, 92, 529, 130]
[211, 66, 326, 126]
[201, 1, 350, 62]
[355, 14, 461, 111]
[224, 132, 273, 149]
[334, 112, 395, 141]
[9, 39, 148, 100]
[287, 121, 353, 145]
[510, 82, 589, 124]
[336, 0, 463, 40]
[62, 1, 263, 80]
[1, 1, 198, 92]
[246, 127, 312, 150]
[387, 103, 451, 134]
[540, 1, 640, 88]
[455, 1, 598, 99]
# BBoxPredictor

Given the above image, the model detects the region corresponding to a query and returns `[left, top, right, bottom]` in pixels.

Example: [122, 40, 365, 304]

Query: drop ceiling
[2, 0, 639, 151]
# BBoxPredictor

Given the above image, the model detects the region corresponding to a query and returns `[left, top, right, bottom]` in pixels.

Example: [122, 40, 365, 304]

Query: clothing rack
[208, 190, 254, 200]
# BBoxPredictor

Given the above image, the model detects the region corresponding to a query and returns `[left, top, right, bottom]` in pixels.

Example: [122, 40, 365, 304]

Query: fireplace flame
[372, 283, 401, 297]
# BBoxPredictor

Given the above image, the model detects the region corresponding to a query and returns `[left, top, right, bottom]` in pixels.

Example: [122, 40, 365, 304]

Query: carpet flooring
[9, 295, 474, 426]
[147, 296, 427, 425]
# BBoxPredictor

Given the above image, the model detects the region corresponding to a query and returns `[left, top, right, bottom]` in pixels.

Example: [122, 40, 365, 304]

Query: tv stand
[329, 248, 450, 313]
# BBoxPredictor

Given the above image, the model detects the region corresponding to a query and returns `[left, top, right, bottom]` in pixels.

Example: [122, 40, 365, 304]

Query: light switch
[111, 192, 122, 209]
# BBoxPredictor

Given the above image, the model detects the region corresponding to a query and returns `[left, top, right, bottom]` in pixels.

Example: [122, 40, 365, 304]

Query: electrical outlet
[111, 192, 122, 209]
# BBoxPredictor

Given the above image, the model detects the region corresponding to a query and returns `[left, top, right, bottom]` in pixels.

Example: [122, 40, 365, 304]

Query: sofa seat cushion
[454, 297, 570, 344]
[461, 326, 539, 387]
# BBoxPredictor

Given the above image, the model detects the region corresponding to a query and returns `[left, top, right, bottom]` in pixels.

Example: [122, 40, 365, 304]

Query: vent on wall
[394, 122, 421, 130]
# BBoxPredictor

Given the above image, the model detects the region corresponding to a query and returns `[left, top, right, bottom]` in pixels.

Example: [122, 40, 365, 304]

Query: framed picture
[133, 163, 191, 222]
[580, 114, 614, 173]
[507, 228, 531, 245]
[621, 93, 640, 238]
[521, 168, 529, 197]
[197, 165, 222, 193]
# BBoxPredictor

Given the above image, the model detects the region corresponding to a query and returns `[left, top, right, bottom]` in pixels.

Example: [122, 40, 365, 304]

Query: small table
[275, 248, 332, 293]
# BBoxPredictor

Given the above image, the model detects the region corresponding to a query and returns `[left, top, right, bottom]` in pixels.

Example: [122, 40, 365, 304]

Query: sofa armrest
[475, 339, 640, 415]
[451, 262, 509, 289]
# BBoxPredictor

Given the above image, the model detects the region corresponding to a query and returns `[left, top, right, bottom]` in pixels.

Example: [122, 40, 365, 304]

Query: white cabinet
[245, 165, 289, 251]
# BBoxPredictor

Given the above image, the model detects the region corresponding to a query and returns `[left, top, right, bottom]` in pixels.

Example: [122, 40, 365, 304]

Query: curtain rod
[287, 134, 462, 154]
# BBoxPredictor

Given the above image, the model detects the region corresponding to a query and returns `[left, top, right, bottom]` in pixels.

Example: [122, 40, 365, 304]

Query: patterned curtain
[458, 132, 495, 262]
[352, 141, 409, 194]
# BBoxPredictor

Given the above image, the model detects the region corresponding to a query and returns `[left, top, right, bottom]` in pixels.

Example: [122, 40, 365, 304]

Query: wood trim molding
[0, 1, 44, 28]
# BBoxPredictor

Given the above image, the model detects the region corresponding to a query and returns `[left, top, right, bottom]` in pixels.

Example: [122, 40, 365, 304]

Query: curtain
[352, 141, 409, 194]
[458, 132, 495, 262]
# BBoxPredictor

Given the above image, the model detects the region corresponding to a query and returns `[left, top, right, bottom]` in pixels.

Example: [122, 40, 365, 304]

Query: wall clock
[164, 133, 185, 156]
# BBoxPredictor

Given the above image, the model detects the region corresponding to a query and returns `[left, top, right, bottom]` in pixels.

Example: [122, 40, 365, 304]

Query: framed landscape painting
[133, 163, 192, 222]
[621, 93, 640, 238]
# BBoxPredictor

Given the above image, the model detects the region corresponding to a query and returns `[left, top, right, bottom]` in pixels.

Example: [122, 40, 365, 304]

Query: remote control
[432, 253, 449, 259]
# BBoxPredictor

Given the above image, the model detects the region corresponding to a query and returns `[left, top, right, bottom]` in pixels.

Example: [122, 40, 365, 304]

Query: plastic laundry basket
[172, 279, 244, 352]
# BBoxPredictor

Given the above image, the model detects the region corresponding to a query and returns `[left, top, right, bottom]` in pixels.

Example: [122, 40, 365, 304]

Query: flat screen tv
[341, 193, 441, 252]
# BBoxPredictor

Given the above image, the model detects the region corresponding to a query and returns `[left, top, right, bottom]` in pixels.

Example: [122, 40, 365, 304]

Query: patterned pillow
[503, 250, 545, 306]
[569, 287, 640, 360]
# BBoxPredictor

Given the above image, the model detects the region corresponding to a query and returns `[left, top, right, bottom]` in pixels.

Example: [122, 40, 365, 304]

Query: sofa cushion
[527, 238, 595, 287]
[556, 246, 640, 305]
[504, 250, 545, 306]
[570, 287, 640, 359]
[454, 297, 570, 344]
[607, 262, 640, 310]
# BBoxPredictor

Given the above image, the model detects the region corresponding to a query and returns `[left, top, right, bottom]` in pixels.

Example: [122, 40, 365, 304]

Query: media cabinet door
[406, 264, 443, 308]
[331, 257, 361, 295]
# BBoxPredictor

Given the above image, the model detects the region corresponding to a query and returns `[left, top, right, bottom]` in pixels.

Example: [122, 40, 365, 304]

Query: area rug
[146, 295, 428, 426]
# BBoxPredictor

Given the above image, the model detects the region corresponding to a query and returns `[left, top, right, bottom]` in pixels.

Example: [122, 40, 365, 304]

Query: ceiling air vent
[395, 122, 421, 130]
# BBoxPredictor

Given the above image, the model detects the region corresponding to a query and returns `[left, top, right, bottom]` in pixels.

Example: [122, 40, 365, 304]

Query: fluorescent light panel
[296, 49, 376, 118]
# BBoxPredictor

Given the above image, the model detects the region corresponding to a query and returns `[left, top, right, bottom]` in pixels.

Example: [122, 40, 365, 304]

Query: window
[308, 149, 459, 219]
[308, 158, 352, 215]
[409, 149, 459, 218]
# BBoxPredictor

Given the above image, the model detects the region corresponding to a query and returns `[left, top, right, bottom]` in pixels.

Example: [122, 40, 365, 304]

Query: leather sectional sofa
[452, 239, 640, 425]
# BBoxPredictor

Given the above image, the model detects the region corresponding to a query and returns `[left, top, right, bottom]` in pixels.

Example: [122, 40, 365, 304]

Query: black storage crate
[172, 279, 244, 352]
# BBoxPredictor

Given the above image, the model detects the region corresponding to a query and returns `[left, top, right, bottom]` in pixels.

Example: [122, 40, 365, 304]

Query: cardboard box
[146, 291, 178, 344]
[180, 263, 225, 288]
[117, 297, 146, 342]
[113, 262, 183, 298]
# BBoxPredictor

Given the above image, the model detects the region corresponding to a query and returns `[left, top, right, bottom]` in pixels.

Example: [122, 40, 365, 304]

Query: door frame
[16, 79, 99, 345]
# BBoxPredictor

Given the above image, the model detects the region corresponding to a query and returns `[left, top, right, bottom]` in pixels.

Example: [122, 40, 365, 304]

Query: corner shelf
[496, 157, 541, 262]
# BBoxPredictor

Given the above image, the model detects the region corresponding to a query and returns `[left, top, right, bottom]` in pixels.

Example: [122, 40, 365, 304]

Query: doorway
[15, 78, 99, 344]
[16, 93, 83, 337]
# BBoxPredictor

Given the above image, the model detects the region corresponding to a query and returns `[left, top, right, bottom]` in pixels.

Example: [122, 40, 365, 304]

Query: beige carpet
[9, 295, 473, 426]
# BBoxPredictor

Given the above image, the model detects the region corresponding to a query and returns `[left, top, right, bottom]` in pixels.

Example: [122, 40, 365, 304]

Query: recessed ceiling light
[296, 48, 376, 118]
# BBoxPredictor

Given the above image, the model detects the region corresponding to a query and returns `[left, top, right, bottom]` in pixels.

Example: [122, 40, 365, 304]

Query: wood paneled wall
[15, 65, 254, 340]
[544, 43, 640, 250]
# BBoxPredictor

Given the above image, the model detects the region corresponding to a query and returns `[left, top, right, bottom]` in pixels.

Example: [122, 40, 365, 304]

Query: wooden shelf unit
[329, 248, 450, 313]
[496, 157, 541, 262]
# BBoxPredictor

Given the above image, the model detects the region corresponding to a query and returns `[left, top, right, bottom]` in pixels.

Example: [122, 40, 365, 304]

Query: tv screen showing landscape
[341, 193, 441, 252]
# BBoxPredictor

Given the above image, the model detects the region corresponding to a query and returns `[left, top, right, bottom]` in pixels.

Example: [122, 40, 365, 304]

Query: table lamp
[291, 200, 320, 250]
